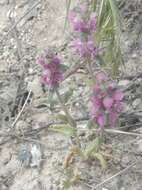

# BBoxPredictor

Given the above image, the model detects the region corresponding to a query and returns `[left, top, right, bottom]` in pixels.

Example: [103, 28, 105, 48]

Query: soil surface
[0, 0, 142, 190]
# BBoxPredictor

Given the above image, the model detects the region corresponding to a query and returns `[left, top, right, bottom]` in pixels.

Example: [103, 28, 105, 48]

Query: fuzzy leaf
[60, 64, 69, 72]
[96, 55, 105, 66]
[56, 114, 69, 123]
[93, 152, 107, 169]
[84, 138, 100, 158]
[49, 124, 76, 137]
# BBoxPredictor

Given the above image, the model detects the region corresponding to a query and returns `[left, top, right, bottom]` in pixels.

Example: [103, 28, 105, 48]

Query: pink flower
[70, 38, 97, 58]
[68, 5, 97, 61]
[37, 55, 46, 66]
[73, 19, 87, 33]
[41, 63, 63, 87]
[86, 40, 97, 57]
[103, 97, 114, 110]
[96, 72, 108, 83]
[113, 89, 124, 101]
[52, 55, 61, 65]
[93, 84, 101, 94]
[90, 96, 102, 117]
[80, 2, 88, 12]
[37, 52, 63, 88]
[109, 112, 118, 128]
[89, 13, 97, 31]
[68, 8, 97, 33]
[113, 102, 124, 112]
[70, 39, 83, 55]
[68, 11, 88, 33]
[89, 72, 124, 128]
[68, 11, 76, 23]
[96, 113, 105, 127]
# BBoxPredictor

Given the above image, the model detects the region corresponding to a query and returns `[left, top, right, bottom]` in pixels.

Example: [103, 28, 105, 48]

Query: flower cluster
[69, 10, 96, 33]
[89, 72, 124, 128]
[68, 4, 97, 59]
[37, 51, 63, 88]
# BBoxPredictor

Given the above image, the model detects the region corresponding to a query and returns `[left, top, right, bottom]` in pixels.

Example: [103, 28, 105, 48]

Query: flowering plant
[69, 4, 97, 59]
[37, 1, 124, 187]
[90, 72, 124, 129]
[37, 51, 63, 88]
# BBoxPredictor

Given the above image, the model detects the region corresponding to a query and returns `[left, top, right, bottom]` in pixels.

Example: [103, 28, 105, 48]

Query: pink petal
[109, 112, 118, 127]
[89, 13, 96, 31]
[113, 90, 124, 101]
[80, 3, 88, 12]
[103, 97, 113, 110]
[96, 113, 105, 127]
[93, 84, 101, 94]
[108, 82, 117, 90]
[68, 11, 76, 22]
[114, 102, 124, 112]
[37, 55, 45, 66]
[52, 56, 61, 65]
[96, 72, 108, 83]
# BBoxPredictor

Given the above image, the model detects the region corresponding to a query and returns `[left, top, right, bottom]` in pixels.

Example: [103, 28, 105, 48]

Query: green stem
[86, 60, 96, 82]
[55, 88, 76, 128]
[55, 88, 81, 148]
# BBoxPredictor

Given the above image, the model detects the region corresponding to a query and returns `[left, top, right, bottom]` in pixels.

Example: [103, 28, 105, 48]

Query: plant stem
[86, 60, 95, 82]
[55, 88, 81, 148]
[55, 88, 76, 128]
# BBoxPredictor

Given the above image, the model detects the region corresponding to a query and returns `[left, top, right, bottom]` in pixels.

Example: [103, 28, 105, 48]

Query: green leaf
[56, 114, 69, 123]
[64, 0, 71, 31]
[49, 124, 76, 137]
[95, 0, 123, 76]
[108, 0, 120, 33]
[83, 77, 94, 86]
[96, 55, 105, 66]
[93, 152, 107, 169]
[92, 0, 98, 11]
[60, 64, 69, 72]
[84, 138, 100, 158]
[63, 179, 72, 189]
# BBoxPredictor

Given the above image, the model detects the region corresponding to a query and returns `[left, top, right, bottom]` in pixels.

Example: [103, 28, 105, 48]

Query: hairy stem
[55, 88, 81, 147]
[55, 88, 76, 128]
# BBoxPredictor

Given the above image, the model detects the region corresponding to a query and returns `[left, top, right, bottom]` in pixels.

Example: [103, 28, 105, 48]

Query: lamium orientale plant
[37, 1, 124, 188]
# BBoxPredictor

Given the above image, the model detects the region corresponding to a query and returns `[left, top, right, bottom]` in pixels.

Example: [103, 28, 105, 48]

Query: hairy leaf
[49, 124, 76, 136]
[93, 152, 107, 169]
[84, 137, 100, 158]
